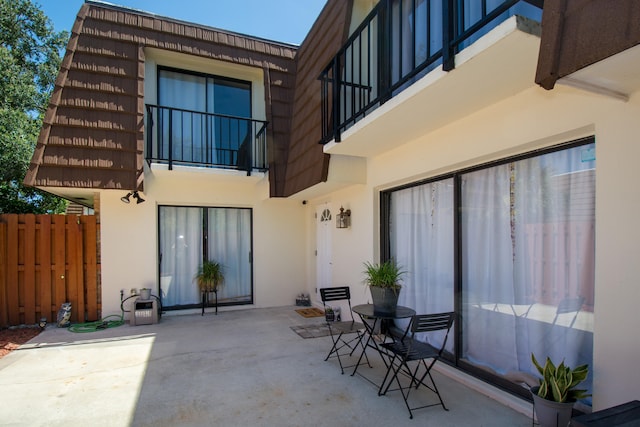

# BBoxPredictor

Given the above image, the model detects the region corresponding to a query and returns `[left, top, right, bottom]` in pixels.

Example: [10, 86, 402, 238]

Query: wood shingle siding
[25, 1, 297, 196]
[284, 0, 353, 196]
[536, 0, 640, 89]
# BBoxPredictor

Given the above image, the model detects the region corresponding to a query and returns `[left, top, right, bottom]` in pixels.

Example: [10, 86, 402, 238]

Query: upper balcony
[145, 105, 268, 175]
[320, 0, 543, 148]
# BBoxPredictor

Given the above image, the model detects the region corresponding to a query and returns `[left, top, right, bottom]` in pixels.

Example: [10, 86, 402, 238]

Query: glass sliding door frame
[156, 66, 252, 168]
[380, 136, 595, 401]
[158, 205, 253, 310]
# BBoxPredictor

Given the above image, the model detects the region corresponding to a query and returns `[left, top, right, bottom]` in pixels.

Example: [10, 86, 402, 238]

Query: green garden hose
[67, 293, 161, 332]
[67, 314, 125, 333]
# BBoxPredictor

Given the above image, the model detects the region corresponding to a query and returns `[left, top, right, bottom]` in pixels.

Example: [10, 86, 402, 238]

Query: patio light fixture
[121, 191, 146, 204]
[336, 206, 351, 229]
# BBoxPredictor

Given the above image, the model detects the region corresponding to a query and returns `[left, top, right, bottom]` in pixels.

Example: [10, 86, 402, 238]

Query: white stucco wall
[590, 92, 640, 410]
[100, 170, 307, 318]
[97, 46, 307, 318]
[314, 82, 640, 409]
[305, 186, 373, 305]
[98, 34, 640, 411]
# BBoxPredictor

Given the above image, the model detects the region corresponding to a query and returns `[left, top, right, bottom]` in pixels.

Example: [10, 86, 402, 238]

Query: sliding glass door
[157, 67, 252, 167]
[460, 144, 594, 399]
[159, 206, 252, 309]
[383, 139, 595, 401]
[389, 179, 455, 349]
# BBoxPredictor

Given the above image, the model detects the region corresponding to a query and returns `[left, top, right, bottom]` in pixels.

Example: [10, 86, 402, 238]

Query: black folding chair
[379, 312, 455, 419]
[320, 287, 370, 374]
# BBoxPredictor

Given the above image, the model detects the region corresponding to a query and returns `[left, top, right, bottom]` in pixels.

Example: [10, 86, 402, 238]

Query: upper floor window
[158, 67, 251, 119]
[146, 67, 270, 172]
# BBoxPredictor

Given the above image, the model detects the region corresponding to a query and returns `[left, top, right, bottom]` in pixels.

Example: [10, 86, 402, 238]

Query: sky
[37, 0, 327, 45]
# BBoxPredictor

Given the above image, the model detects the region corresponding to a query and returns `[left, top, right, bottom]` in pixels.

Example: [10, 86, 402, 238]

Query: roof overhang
[37, 187, 99, 208]
[285, 154, 366, 201]
[554, 44, 640, 101]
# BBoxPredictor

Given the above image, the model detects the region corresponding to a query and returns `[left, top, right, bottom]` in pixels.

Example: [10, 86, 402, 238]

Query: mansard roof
[25, 0, 297, 197]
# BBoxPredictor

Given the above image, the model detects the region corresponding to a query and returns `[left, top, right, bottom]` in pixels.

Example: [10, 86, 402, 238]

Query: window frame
[157, 65, 253, 117]
[157, 204, 254, 311]
[380, 136, 595, 400]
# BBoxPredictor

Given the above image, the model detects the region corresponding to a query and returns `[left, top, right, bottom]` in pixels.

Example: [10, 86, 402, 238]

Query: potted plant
[363, 260, 405, 314]
[195, 260, 225, 315]
[531, 353, 590, 427]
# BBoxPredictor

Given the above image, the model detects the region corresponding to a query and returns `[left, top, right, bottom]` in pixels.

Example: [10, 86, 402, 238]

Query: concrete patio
[0, 306, 532, 426]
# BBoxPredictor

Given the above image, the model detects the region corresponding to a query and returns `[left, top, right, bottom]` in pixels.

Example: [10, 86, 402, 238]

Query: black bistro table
[351, 304, 416, 391]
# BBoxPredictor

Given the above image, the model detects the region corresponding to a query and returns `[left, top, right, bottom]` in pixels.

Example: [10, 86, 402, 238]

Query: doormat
[290, 324, 331, 339]
[295, 307, 325, 318]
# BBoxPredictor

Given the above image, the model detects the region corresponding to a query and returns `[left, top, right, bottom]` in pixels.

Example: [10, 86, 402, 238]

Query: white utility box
[131, 298, 158, 326]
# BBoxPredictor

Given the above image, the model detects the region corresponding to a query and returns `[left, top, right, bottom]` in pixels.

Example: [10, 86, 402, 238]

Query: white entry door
[316, 205, 333, 299]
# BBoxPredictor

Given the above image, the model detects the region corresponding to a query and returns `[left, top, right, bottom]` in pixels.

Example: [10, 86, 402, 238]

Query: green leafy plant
[0, 0, 69, 214]
[363, 260, 405, 291]
[531, 353, 590, 403]
[195, 260, 225, 293]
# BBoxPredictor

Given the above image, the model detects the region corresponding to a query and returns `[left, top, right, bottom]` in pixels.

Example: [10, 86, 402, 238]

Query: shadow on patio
[0, 306, 532, 426]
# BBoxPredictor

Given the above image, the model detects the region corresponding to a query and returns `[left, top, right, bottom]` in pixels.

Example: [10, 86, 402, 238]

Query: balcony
[320, 0, 542, 145]
[145, 104, 268, 175]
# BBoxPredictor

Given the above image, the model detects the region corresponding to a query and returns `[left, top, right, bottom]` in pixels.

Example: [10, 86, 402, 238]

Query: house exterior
[25, 0, 640, 413]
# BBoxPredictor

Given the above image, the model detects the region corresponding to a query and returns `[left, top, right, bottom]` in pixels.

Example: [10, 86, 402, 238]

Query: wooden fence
[0, 214, 100, 328]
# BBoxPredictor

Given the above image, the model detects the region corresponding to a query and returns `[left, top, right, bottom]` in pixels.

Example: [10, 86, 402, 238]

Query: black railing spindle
[168, 109, 173, 170]
[318, 0, 540, 144]
[145, 104, 268, 172]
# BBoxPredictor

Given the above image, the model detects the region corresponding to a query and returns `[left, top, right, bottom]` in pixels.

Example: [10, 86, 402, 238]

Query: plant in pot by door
[363, 260, 405, 315]
[531, 353, 590, 427]
[195, 260, 225, 315]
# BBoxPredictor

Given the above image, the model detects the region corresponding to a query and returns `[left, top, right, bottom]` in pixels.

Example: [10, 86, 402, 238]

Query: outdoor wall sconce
[121, 191, 145, 204]
[336, 206, 351, 229]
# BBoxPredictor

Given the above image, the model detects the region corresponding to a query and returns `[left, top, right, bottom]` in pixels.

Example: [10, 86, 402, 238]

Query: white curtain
[159, 207, 202, 306]
[391, 178, 455, 348]
[388, 143, 595, 401]
[461, 164, 520, 372]
[461, 144, 595, 399]
[392, 0, 428, 82]
[390, 0, 442, 88]
[160, 206, 252, 307]
[159, 70, 208, 164]
[207, 208, 252, 302]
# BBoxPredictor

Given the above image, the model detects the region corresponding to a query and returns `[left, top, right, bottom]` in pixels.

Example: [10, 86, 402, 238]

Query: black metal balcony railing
[145, 105, 268, 175]
[320, 0, 542, 144]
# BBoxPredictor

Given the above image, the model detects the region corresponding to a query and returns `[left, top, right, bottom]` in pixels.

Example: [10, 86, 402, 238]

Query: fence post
[64, 216, 80, 323]
[24, 214, 36, 324]
[40, 215, 53, 324]
[0, 222, 7, 328]
[53, 215, 67, 320]
[6, 215, 19, 325]
[81, 216, 99, 321]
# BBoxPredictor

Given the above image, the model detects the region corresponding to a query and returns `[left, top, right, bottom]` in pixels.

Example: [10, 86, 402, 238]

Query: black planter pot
[370, 286, 400, 315]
